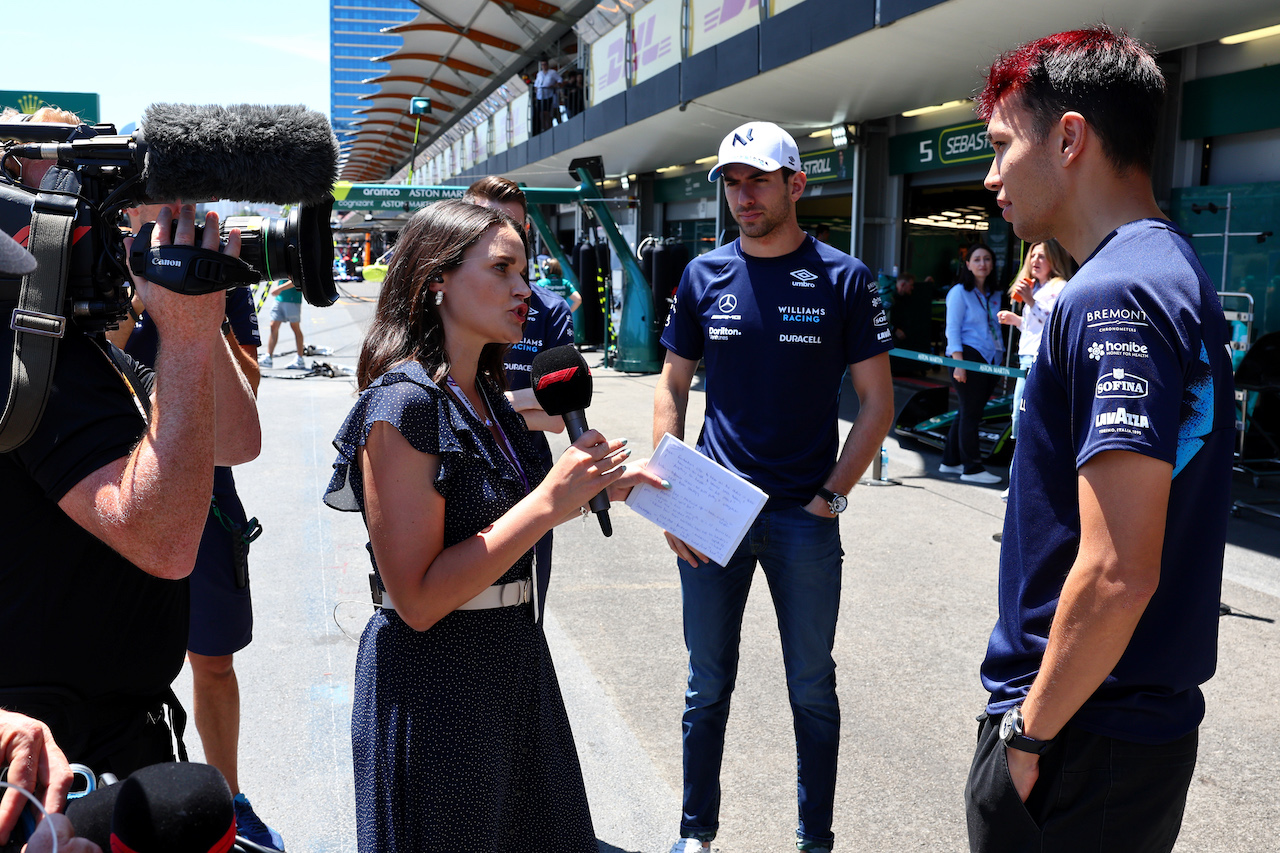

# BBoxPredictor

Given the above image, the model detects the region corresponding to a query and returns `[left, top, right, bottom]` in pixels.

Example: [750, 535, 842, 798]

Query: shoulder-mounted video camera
[0, 103, 342, 452]
[0, 103, 341, 334]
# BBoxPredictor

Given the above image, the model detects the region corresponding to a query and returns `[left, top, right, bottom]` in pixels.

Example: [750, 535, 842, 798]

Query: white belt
[380, 579, 531, 613]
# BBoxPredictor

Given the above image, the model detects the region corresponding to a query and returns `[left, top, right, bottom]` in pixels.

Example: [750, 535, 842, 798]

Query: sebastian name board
[889, 121, 993, 175]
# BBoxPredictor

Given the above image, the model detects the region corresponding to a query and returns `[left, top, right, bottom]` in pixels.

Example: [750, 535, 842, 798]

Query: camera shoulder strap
[0, 188, 78, 452]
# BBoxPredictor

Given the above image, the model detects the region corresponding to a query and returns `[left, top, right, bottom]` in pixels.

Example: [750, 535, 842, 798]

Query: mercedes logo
[718, 294, 738, 313]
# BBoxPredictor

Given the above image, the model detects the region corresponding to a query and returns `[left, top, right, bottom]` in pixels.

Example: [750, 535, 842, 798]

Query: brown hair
[463, 175, 528, 220]
[357, 200, 527, 391]
[542, 257, 562, 278]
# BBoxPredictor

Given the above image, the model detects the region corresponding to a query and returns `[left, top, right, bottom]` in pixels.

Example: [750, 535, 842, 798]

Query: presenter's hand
[604, 457, 668, 504]
[1005, 746, 1039, 803]
[664, 531, 710, 567]
[0, 711, 72, 845]
[953, 366, 967, 383]
[24, 813, 102, 853]
[997, 310, 1021, 328]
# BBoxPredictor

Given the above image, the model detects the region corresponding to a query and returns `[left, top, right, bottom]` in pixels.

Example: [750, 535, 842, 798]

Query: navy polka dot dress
[325, 361, 597, 853]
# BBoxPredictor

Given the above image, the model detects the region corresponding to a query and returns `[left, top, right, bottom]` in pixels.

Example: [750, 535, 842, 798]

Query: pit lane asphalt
[170, 278, 1280, 852]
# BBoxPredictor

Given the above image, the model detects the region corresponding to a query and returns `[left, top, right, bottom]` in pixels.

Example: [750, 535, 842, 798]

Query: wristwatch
[815, 487, 847, 514]
[999, 706, 1054, 755]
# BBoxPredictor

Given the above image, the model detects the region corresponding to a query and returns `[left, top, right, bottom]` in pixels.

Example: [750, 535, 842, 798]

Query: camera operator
[0, 202, 261, 781]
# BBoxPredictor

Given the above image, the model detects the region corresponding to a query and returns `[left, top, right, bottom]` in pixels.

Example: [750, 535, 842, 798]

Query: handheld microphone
[530, 346, 612, 537]
[9, 104, 339, 205]
[71, 762, 236, 853]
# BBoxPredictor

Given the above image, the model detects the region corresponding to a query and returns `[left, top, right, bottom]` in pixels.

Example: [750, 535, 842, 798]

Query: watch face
[832, 495, 848, 513]
[999, 709, 1016, 742]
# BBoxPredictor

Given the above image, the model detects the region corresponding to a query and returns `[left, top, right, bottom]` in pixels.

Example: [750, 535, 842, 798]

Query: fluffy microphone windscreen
[109, 762, 235, 853]
[531, 345, 593, 416]
[63, 782, 123, 851]
[140, 103, 339, 205]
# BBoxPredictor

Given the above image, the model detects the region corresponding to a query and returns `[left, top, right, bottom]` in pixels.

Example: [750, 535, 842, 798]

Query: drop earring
[434, 291, 444, 306]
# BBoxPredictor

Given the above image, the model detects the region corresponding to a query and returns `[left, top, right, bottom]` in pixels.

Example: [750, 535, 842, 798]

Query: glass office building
[330, 0, 420, 155]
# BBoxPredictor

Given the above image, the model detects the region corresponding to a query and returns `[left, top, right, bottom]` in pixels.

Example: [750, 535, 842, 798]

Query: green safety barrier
[890, 348, 1027, 378]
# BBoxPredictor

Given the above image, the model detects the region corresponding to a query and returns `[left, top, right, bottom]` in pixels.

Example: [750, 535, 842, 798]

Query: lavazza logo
[1096, 407, 1150, 430]
[791, 268, 817, 288]
[1096, 368, 1149, 399]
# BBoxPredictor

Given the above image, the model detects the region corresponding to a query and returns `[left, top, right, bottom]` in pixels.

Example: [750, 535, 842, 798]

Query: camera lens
[224, 197, 337, 307]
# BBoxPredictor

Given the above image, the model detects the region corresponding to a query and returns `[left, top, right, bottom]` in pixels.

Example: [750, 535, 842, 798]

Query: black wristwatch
[815, 487, 847, 514]
[999, 706, 1054, 755]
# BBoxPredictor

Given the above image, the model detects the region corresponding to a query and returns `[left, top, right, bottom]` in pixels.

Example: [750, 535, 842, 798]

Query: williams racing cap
[708, 121, 801, 181]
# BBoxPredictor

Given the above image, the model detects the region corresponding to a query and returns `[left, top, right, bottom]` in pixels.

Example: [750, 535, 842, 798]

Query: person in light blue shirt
[940, 243, 1004, 484]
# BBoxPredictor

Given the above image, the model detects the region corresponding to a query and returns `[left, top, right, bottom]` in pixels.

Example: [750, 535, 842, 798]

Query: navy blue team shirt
[660, 235, 892, 510]
[503, 285, 574, 470]
[983, 220, 1236, 744]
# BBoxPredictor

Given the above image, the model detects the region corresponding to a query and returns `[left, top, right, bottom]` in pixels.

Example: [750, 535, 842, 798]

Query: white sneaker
[668, 839, 709, 853]
[961, 469, 1002, 485]
[258, 354, 273, 368]
[286, 356, 308, 370]
[1000, 487, 1010, 502]
[938, 463, 963, 475]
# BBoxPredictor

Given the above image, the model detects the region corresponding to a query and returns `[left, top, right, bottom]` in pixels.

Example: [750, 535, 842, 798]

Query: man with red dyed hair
[965, 26, 1236, 852]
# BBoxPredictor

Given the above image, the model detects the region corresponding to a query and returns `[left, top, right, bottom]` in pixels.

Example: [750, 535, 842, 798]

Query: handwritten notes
[626, 433, 767, 566]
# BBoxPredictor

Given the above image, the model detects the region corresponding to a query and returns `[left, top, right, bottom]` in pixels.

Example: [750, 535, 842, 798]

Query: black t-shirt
[0, 328, 189, 704]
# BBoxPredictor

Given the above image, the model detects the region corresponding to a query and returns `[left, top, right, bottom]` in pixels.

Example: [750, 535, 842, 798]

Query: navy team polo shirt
[660, 235, 891, 510]
[983, 220, 1236, 744]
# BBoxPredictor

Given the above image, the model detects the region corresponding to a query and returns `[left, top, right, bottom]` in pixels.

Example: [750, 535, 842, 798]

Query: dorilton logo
[1096, 368, 1149, 399]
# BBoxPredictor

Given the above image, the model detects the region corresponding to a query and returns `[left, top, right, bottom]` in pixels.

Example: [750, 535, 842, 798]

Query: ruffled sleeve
[323, 361, 480, 512]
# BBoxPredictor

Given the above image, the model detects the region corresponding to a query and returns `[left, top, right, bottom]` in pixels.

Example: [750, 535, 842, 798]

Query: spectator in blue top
[940, 243, 1004, 484]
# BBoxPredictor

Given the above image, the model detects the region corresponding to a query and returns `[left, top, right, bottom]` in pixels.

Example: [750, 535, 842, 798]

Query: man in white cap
[653, 122, 895, 853]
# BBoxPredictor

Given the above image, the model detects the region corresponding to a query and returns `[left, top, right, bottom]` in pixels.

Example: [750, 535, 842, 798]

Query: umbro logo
[791, 269, 817, 281]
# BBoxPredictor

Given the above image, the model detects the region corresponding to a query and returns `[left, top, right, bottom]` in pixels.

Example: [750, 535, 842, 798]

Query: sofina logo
[1096, 368, 1149, 399]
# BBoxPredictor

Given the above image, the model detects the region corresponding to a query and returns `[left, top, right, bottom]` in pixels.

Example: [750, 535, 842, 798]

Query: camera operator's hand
[0, 711, 72, 846]
[122, 204, 240, 342]
[24, 813, 102, 853]
[59, 203, 260, 579]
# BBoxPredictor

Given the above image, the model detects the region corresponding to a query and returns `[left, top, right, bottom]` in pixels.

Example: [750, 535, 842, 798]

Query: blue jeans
[678, 505, 844, 848]
[1010, 354, 1036, 440]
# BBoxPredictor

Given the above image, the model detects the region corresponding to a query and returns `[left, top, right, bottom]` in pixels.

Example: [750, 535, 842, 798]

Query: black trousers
[944, 345, 999, 473]
[965, 712, 1198, 853]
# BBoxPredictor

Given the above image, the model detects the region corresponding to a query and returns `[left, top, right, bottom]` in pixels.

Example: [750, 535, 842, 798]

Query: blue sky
[8, 1, 332, 129]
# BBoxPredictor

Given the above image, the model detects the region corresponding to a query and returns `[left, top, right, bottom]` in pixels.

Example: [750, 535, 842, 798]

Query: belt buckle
[502, 579, 531, 607]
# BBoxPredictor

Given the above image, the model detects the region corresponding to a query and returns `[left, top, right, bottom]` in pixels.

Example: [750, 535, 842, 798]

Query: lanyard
[445, 375, 529, 492]
[971, 287, 1002, 346]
